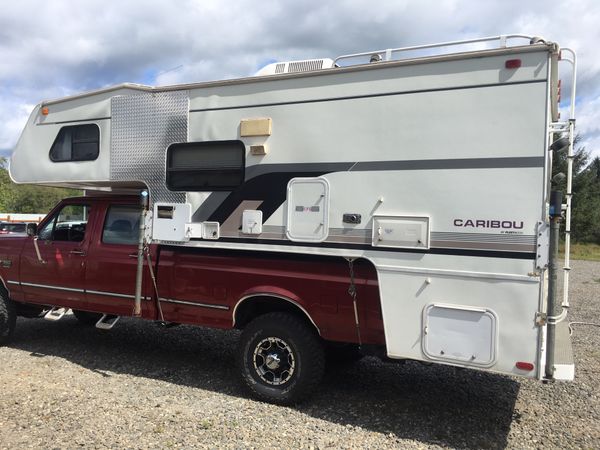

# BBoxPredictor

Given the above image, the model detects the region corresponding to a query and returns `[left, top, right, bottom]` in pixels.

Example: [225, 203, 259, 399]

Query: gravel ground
[0, 259, 598, 449]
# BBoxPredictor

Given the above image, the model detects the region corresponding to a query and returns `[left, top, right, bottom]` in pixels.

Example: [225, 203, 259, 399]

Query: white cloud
[0, 0, 599, 160]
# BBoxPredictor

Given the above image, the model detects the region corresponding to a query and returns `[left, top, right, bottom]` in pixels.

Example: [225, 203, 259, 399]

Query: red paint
[0, 196, 385, 346]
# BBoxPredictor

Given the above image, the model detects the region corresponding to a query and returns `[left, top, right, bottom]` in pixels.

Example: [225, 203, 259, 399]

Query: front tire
[0, 289, 16, 345]
[237, 312, 325, 405]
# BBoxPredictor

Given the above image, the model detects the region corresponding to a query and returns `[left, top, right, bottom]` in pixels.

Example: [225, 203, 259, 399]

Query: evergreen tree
[0, 158, 80, 214]
[551, 136, 600, 244]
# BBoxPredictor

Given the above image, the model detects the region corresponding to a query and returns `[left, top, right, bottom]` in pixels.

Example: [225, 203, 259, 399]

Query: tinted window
[166, 140, 245, 191]
[102, 205, 139, 245]
[50, 124, 99, 162]
[38, 204, 91, 242]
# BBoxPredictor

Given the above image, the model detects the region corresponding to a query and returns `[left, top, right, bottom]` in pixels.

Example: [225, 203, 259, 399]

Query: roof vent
[255, 58, 335, 76]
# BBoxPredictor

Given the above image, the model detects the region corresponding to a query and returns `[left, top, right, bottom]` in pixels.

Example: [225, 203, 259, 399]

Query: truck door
[84, 203, 155, 318]
[20, 203, 93, 308]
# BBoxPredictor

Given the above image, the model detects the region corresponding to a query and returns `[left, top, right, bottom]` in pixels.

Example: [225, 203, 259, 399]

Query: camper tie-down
[0, 34, 576, 404]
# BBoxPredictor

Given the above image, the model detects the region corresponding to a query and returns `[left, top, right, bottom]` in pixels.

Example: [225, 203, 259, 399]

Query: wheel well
[233, 295, 320, 335]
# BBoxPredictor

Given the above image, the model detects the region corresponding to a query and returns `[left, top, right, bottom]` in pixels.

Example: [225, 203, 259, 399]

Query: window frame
[37, 203, 91, 243]
[49, 123, 100, 163]
[166, 140, 246, 192]
[101, 204, 140, 246]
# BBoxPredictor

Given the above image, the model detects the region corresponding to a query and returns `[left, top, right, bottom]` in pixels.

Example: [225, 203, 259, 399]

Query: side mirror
[26, 223, 38, 237]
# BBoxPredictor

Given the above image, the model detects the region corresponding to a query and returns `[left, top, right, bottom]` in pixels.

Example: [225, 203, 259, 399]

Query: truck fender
[232, 288, 320, 335]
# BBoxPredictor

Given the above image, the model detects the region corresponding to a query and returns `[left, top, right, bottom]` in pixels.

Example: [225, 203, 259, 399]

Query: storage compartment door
[422, 303, 498, 367]
[286, 177, 329, 242]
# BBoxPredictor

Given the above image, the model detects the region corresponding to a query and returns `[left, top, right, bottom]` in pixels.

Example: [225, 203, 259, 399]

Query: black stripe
[38, 117, 111, 126]
[198, 237, 536, 260]
[208, 171, 329, 223]
[352, 156, 544, 171]
[190, 79, 545, 113]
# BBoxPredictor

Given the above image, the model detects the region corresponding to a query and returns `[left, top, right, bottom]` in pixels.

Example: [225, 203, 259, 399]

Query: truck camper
[1, 34, 577, 404]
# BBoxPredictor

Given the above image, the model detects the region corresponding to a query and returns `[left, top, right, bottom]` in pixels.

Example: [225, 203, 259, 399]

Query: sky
[1, 0, 599, 160]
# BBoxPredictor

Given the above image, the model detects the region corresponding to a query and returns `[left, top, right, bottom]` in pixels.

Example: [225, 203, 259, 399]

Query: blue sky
[1, 0, 599, 160]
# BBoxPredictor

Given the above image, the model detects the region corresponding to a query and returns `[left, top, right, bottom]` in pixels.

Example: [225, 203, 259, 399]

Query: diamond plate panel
[111, 91, 188, 203]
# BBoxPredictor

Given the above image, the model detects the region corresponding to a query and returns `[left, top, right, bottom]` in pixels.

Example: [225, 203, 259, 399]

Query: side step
[95, 314, 120, 330]
[552, 320, 575, 381]
[44, 307, 71, 321]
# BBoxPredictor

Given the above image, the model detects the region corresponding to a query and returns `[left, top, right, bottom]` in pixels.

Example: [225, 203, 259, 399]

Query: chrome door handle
[69, 249, 86, 256]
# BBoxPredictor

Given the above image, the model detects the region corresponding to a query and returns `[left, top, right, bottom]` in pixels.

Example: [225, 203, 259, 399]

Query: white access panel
[242, 210, 263, 235]
[422, 304, 497, 367]
[286, 178, 329, 242]
[152, 203, 191, 241]
[372, 216, 430, 249]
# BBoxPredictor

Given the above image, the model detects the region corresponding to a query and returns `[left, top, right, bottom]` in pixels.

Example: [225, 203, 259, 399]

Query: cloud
[1, 0, 599, 158]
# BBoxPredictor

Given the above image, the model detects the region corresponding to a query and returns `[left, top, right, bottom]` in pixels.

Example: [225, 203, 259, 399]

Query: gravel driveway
[0, 259, 598, 449]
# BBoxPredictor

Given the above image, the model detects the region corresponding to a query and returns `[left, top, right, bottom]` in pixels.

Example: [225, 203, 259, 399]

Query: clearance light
[41, 107, 49, 116]
[516, 362, 534, 371]
[505, 59, 522, 69]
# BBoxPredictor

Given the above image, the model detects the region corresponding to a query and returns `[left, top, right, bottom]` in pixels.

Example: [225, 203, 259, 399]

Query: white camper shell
[10, 34, 577, 381]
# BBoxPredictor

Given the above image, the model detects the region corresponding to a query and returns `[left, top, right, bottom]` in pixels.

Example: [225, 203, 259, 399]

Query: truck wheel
[237, 312, 325, 405]
[73, 310, 102, 326]
[0, 289, 16, 345]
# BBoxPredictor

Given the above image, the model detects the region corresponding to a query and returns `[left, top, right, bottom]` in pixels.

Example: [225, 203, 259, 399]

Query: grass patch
[559, 242, 600, 261]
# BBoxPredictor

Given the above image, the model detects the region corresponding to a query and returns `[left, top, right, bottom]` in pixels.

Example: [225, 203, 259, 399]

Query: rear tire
[237, 312, 325, 405]
[73, 310, 102, 326]
[0, 289, 16, 345]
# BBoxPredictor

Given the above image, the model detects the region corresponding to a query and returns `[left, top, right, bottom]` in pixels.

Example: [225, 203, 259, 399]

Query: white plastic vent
[255, 58, 335, 76]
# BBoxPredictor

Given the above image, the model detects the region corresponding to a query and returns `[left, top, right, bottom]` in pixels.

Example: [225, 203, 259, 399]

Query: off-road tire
[0, 289, 16, 345]
[73, 310, 103, 326]
[237, 312, 325, 405]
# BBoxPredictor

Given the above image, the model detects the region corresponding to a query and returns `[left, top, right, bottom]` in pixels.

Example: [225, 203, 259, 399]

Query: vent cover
[255, 58, 334, 76]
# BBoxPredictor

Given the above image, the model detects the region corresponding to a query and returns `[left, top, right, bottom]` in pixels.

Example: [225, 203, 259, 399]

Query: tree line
[0, 158, 80, 214]
[0, 141, 598, 244]
[552, 136, 600, 244]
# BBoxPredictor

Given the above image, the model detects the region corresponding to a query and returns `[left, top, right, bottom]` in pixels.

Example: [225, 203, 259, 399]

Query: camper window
[49, 124, 99, 162]
[166, 140, 245, 191]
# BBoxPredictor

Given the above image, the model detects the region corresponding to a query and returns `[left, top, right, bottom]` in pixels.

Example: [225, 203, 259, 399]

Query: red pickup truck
[0, 195, 383, 404]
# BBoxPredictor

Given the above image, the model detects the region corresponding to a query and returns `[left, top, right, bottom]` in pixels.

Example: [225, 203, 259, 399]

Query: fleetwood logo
[453, 219, 524, 229]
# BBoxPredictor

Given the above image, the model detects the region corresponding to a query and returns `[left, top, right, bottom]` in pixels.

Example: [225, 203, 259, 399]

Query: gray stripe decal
[431, 232, 536, 244]
[245, 162, 352, 180]
[159, 297, 229, 310]
[263, 227, 535, 243]
[431, 241, 535, 252]
[352, 157, 544, 171]
[244, 157, 543, 180]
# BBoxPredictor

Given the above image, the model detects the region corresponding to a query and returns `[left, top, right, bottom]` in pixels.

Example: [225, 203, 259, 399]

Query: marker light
[41, 107, 49, 115]
[516, 362, 534, 371]
[505, 59, 522, 69]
